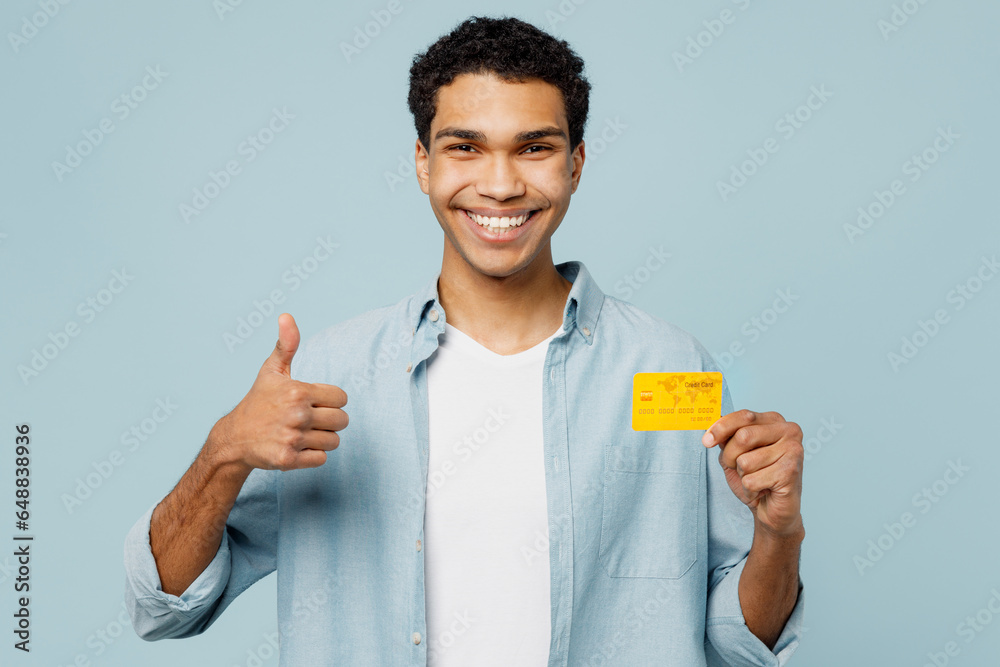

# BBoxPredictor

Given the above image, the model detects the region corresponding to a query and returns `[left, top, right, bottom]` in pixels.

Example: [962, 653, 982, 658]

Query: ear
[415, 139, 430, 194]
[570, 140, 585, 194]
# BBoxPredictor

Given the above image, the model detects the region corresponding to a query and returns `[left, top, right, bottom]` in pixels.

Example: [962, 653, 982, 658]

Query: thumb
[263, 313, 300, 376]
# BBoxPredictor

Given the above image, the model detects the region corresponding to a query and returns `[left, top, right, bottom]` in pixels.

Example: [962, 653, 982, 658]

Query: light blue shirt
[124, 260, 804, 666]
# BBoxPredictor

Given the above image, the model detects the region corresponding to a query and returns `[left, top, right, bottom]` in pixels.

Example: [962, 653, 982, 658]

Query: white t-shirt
[424, 322, 559, 666]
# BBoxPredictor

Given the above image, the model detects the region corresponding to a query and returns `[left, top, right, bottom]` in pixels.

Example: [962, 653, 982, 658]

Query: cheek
[537, 160, 574, 192]
[535, 177, 571, 207]
[429, 170, 470, 203]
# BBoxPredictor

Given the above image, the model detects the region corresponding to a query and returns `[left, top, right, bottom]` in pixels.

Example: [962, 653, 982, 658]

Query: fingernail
[702, 431, 714, 447]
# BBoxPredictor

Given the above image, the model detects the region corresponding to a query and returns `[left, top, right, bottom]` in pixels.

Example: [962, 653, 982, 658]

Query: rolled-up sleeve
[703, 375, 805, 666]
[706, 555, 804, 666]
[123, 467, 278, 640]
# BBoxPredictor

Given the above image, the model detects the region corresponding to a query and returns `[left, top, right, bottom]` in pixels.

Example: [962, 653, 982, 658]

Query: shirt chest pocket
[599, 441, 703, 579]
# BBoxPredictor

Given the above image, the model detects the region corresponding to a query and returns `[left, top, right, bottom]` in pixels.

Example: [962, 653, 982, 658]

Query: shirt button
[416, 539, 422, 551]
[582, 326, 591, 336]
[406, 362, 412, 373]
[412, 632, 422, 645]
[429, 309, 439, 322]
[550, 368, 556, 381]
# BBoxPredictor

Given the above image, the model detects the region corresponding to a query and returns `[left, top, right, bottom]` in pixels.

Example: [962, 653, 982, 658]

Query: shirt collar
[408, 260, 604, 346]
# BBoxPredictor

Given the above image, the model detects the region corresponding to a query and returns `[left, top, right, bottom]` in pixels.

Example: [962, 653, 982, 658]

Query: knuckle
[287, 384, 308, 404]
[291, 406, 311, 428]
[788, 437, 804, 458]
[274, 448, 298, 471]
[280, 428, 302, 449]
[740, 409, 756, 422]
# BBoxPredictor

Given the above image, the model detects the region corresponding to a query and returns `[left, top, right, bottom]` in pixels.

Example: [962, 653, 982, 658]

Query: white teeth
[467, 210, 531, 232]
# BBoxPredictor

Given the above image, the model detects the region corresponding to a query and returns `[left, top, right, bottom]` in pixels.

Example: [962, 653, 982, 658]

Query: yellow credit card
[632, 372, 723, 431]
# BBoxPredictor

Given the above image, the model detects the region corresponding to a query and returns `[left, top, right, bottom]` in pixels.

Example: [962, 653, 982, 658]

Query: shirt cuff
[124, 503, 232, 621]
[706, 555, 805, 666]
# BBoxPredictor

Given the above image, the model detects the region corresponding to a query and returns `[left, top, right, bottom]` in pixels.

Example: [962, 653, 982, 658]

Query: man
[124, 15, 805, 666]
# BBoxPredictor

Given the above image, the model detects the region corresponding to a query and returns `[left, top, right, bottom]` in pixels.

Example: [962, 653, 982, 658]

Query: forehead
[432, 72, 568, 138]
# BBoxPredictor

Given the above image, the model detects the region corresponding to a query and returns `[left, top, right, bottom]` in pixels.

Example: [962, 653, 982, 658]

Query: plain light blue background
[2, 0, 998, 664]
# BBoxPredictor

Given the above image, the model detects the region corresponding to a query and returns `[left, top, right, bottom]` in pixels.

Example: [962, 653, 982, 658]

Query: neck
[437, 243, 573, 356]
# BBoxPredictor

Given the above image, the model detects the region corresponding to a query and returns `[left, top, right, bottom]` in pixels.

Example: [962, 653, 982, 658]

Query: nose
[474, 155, 526, 201]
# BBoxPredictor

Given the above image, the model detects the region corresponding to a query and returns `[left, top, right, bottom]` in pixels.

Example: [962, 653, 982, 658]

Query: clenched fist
[209, 313, 349, 473]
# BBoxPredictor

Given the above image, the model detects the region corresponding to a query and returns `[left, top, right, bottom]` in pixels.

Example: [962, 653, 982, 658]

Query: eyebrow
[433, 126, 567, 145]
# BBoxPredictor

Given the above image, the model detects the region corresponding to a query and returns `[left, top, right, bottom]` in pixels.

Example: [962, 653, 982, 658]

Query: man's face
[416, 72, 585, 279]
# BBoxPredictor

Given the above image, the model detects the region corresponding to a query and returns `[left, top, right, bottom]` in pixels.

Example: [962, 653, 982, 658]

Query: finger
[717, 422, 793, 469]
[262, 313, 300, 376]
[293, 448, 328, 469]
[722, 466, 755, 505]
[732, 441, 786, 476]
[309, 382, 348, 409]
[739, 453, 800, 499]
[307, 407, 349, 433]
[299, 430, 341, 451]
[703, 409, 784, 448]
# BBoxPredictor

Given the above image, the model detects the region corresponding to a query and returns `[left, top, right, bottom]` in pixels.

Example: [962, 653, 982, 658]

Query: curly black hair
[407, 15, 591, 153]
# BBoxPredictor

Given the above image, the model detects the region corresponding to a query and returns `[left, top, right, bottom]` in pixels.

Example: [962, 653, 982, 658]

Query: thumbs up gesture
[208, 313, 349, 473]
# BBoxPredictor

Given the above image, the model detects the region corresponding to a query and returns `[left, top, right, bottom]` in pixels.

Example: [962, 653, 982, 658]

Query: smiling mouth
[462, 209, 540, 234]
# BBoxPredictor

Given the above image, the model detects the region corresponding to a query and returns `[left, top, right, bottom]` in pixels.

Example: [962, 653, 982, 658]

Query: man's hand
[702, 409, 804, 539]
[148, 313, 348, 596]
[209, 312, 349, 473]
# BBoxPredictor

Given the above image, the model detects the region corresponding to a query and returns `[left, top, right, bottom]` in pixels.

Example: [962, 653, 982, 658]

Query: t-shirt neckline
[442, 322, 561, 365]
